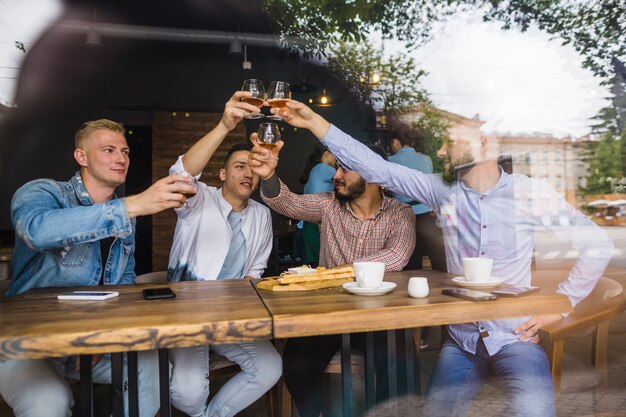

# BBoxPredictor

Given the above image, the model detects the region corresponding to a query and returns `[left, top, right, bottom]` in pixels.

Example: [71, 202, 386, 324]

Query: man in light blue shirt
[388, 125, 446, 272]
[266, 101, 614, 417]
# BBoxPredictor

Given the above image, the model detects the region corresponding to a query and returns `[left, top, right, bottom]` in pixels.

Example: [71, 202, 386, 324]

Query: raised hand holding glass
[240, 79, 266, 119]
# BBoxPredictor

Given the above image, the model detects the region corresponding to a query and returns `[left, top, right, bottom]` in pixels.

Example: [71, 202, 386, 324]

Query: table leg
[364, 332, 375, 409]
[404, 328, 420, 396]
[387, 330, 397, 400]
[159, 348, 172, 417]
[127, 351, 139, 417]
[79, 354, 93, 417]
[110, 352, 124, 417]
[340, 334, 352, 417]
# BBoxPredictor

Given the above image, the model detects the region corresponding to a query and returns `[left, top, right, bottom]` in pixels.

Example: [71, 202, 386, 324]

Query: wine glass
[240, 79, 266, 119]
[173, 170, 198, 209]
[266, 81, 291, 120]
[257, 122, 281, 159]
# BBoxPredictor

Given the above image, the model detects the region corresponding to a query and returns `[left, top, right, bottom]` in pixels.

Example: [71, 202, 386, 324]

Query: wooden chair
[532, 270, 625, 394]
[135, 271, 278, 417]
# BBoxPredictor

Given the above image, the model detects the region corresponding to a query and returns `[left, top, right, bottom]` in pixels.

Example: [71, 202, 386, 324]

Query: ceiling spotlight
[229, 38, 243, 55]
[85, 27, 103, 50]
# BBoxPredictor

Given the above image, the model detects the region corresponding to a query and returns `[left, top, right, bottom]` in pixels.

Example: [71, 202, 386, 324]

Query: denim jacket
[7, 172, 136, 297]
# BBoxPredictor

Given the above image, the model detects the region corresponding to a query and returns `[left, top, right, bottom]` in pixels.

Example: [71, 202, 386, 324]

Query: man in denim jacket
[0, 119, 195, 417]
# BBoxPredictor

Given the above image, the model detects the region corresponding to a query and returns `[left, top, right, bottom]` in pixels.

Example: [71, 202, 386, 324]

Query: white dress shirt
[168, 156, 273, 281]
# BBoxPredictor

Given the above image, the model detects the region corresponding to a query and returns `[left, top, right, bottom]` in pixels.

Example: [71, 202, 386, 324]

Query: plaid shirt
[262, 180, 415, 271]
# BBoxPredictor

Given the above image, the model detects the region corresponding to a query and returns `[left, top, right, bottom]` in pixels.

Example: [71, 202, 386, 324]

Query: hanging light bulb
[242, 45, 251, 70]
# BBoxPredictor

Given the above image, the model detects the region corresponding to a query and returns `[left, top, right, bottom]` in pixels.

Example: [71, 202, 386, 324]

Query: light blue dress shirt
[323, 124, 613, 356]
[388, 147, 433, 215]
[303, 163, 336, 194]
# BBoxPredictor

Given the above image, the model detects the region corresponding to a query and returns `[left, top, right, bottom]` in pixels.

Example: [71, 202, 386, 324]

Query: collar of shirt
[459, 165, 509, 197]
[395, 147, 416, 156]
[71, 172, 94, 205]
[342, 192, 390, 221]
[216, 187, 249, 219]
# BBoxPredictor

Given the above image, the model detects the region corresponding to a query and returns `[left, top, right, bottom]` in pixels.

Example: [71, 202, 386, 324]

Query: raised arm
[182, 91, 262, 176]
[274, 101, 445, 209]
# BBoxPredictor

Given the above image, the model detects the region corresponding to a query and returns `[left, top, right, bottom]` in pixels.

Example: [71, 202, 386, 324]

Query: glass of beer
[257, 122, 281, 159]
[174, 171, 198, 209]
[241, 79, 266, 119]
[266, 81, 291, 120]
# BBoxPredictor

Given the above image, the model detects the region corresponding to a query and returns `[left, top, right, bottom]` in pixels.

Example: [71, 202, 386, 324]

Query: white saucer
[452, 276, 504, 289]
[343, 281, 397, 296]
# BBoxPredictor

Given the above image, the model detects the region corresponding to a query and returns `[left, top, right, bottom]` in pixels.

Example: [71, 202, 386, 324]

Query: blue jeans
[423, 337, 555, 417]
[170, 341, 281, 417]
[0, 351, 159, 417]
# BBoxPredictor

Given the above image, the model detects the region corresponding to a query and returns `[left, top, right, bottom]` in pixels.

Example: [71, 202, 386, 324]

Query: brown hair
[74, 119, 125, 148]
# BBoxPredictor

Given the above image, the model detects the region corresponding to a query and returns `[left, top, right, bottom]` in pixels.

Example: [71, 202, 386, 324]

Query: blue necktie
[216, 211, 246, 280]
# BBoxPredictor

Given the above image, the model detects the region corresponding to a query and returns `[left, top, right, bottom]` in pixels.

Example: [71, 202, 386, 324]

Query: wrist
[216, 119, 233, 134]
[124, 196, 139, 218]
[309, 114, 331, 140]
[260, 170, 276, 181]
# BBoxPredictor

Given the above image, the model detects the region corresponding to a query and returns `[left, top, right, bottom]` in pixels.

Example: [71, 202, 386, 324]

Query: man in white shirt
[167, 91, 281, 417]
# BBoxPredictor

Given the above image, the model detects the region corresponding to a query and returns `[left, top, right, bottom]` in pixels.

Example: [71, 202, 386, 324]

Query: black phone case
[143, 288, 176, 300]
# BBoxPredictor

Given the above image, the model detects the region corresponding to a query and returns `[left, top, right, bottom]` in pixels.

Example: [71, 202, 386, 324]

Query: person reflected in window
[265, 100, 614, 417]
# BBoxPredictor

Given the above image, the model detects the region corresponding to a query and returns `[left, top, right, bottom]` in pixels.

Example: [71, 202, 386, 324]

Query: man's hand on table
[514, 313, 563, 343]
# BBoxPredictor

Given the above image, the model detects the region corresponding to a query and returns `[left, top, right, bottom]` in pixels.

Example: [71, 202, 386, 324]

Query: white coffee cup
[408, 277, 429, 298]
[461, 257, 493, 282]
[353, 262, 385, 288]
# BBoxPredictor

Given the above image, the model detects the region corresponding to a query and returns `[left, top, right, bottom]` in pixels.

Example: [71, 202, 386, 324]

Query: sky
[383, 10, 611, 137]
[0, 1, 612, 137]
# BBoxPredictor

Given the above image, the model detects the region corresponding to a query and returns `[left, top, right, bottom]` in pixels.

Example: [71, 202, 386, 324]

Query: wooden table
[0, 280, 273, 417]
[254, 269, 573, 416]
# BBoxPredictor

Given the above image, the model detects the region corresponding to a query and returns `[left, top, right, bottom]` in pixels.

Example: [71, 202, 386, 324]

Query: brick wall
[151, 111, 246, 271]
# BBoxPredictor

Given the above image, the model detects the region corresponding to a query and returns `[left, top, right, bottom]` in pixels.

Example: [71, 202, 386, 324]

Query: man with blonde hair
[0, 118, 195, 417]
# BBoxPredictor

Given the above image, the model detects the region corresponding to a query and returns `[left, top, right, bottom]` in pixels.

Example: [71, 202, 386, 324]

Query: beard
[334, 177, 367, 202]
[442, 150, 475, 184]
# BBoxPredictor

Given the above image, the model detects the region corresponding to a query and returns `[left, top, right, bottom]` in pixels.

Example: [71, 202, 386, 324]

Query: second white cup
[408, 277, 429, 298]
[353, 262, 385, 288]
[461, 257, 493, 282]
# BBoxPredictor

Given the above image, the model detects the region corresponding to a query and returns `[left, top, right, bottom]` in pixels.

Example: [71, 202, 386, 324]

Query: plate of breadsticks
[257, 265, 355, 292]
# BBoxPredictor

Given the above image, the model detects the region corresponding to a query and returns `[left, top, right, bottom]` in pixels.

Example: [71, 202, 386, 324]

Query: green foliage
[264, 0, 625, 80]
[591, 73, 626, 135]
[409, 105, 450, 173]
[263, 0, 461, 55]
[324, 41, 448, 171]
[580, 132, 624, 195]
[326, 41, 429, 112]
[478, 0, 626, 80]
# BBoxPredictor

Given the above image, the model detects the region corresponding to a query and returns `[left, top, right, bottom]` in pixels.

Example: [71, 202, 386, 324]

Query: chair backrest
[135, 270, 168, 284]
[532, 269, 624, 336]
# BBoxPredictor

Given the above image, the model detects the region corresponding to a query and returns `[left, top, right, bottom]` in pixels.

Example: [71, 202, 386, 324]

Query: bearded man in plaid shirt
[248, 135, 415, 417]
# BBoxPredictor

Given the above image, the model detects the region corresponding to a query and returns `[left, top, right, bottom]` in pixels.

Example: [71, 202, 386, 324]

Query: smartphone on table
[57, 291, 119, 301]
[142, 287, 176, 300]
[491, 286, 540, 297]
[442, 288, 497, 301]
